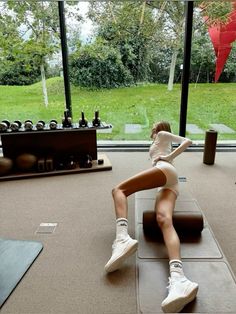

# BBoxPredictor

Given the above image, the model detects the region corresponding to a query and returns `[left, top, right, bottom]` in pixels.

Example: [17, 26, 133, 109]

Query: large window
[68, 1, 185, 140]
[188, 1, 236, 141]
[0, 1, 65, 127]
[0, 1, 235, 142]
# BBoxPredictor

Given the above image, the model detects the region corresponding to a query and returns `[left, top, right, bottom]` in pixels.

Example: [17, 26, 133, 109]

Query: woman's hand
[160, 155, 172, 162]
[153, 155, 172, 164]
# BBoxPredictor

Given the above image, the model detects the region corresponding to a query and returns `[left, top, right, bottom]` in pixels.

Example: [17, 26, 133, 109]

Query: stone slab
[186, 124, 204, 134]
[209, 124, 235, 134]
[125, 124, 142, 134]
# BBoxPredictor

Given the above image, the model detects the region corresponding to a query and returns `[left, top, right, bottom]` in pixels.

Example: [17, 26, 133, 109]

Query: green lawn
[1, 77, 236, 141]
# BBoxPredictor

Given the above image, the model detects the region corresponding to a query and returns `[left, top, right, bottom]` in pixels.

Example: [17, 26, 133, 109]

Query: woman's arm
[158, 131, 192, 162]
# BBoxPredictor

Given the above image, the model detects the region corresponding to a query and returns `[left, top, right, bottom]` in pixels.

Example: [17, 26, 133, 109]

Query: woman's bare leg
[112, 167, 167, 219]
[155, 189, 180, 260]
[105, 167, 167, 273]
[157, 189, 199, 313]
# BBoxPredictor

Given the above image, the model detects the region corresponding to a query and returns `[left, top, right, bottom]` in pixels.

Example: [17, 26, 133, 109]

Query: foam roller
[203, 129, 218, 165]
[143, 211, 204, 237]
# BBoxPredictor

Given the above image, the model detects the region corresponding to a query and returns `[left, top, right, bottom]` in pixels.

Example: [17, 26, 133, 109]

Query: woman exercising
[105, 121, 198, 313]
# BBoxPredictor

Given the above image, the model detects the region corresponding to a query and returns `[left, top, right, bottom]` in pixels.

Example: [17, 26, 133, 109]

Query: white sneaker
[104, 236, 138, 273]
[161, 277, 198, 313]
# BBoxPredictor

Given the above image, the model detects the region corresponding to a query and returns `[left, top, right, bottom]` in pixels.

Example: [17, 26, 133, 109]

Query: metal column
[58, 1, 72, 117]
[179, 1, 194, 137]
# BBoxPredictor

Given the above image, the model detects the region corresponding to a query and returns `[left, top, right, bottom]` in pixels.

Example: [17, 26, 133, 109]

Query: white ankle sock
[116, 218, 128, 240]
[169, 259, 185, 280]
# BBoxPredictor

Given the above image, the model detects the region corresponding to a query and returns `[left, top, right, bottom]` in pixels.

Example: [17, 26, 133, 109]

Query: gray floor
[0, 151, 236, 313]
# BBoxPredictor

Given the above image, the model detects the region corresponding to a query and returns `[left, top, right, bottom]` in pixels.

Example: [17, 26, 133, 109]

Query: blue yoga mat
[0, 238, 43, 308]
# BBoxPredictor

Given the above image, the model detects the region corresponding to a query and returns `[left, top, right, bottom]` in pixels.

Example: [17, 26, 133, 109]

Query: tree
[88, 1, 160, 83]
[144, 1, 186, 90]
[87, 1, 236, 87]
[0, 1, 82, 106]
[198, 1, 236, 82]
[199, 1, 232, 26]
[191, 21, 215, 84]
[70, 38, 133, 88]
[148, 0, 234, 88]
[88, 1, 189, 90]
[0, 2, 56, 105]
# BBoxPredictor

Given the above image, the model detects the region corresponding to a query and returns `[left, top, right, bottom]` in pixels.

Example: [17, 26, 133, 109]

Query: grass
[0, 77, 236, 141]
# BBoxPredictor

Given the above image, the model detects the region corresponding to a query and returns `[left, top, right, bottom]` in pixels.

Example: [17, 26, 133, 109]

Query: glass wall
[0, 1, 235, 142]
[68, 1, 185, 140]
[0, 1, 65, 128]
[188, 1, 236, 141]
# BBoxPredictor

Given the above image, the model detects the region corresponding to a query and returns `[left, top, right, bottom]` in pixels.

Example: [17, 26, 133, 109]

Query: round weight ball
[36, 120, 45, 131]
[0, 157, 13, 176]
[24, 120, 33, 131]
[16, 153, 37, 171]
[49, 119, 58, 130]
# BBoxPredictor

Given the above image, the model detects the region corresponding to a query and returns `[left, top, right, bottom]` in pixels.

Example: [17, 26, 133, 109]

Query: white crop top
[149, 131, 192, 166]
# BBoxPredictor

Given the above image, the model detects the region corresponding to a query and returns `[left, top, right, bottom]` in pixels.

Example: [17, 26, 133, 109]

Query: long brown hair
[150, 121, 171, 139]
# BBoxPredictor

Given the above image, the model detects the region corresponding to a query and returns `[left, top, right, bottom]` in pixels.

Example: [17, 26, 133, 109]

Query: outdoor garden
[0, 1, 236, 141]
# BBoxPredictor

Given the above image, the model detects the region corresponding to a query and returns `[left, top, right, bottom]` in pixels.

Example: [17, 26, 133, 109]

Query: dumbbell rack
[0, 123, 112, 181]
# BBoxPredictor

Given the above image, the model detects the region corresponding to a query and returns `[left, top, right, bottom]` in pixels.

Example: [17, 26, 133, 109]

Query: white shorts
[155, 160, 179, 197]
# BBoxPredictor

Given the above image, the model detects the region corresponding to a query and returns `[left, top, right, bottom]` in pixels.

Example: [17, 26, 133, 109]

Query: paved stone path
[121, 123, 235, 135]
[209, 124, 235, 134]
[125, 124, 142, 134]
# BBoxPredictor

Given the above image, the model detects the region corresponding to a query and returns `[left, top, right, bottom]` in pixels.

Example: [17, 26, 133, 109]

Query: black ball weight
[0, 157, 13, 176]
[24, 120, 33, 131]
[49, 119, 58, 130]
[10, 120, 22, 131]
[16, 153, 37, 171]
[0, 120, 10, 132]
[36, 120, 45, 130]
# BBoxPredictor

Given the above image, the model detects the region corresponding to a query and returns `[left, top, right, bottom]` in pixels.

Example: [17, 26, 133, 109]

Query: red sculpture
[206, 2, 236, 82]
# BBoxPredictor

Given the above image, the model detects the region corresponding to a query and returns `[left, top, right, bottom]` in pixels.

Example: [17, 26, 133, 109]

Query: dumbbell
[92, 110, 101, 127]
[36, 120, 45, 130]
[79, 154, 93, 168]
[84, 154, 93, 168]
[49, 119, 58, 130]
[24, 120, 33, 131]
[79, 111, 88, 127]
[65, 155, 77, 169]
[62, 109, 72, 128]
[10, 120, 22, 131]
[0, 120, 10, 132]
[55, 156, 76, 170]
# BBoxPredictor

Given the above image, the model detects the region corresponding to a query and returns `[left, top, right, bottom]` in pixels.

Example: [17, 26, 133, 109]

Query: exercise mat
[143, 210, 204, 237]
[0, 238, 43, 308]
